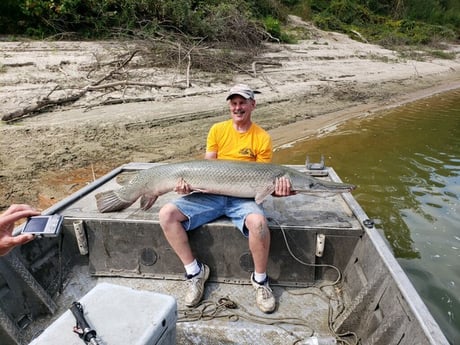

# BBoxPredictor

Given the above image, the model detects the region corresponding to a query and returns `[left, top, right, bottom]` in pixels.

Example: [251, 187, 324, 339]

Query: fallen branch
[350, 29, 368, 43]
[2, 51, 140, 122]
[2, 62, 36, 68]
[1, 40, 266, 122]
[2, 91, 86, 122]
[251, 60, 282, 77]
[86, 81, 187, 91]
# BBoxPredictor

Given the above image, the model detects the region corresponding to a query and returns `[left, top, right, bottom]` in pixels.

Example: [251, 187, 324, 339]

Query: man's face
[228, 95, 256, 123]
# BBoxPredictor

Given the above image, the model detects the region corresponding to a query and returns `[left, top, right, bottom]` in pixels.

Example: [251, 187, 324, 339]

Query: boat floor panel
[26, 264, 338, 345]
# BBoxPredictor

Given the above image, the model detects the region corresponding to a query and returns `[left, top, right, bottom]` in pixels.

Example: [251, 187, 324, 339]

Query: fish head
[301, 176, 356, 193]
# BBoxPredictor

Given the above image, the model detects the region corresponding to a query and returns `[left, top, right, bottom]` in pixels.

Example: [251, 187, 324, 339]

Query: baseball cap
[226, 84, 255, 100]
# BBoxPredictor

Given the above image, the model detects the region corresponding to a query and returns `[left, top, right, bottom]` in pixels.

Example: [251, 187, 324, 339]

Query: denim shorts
[172, 193, 265, 237]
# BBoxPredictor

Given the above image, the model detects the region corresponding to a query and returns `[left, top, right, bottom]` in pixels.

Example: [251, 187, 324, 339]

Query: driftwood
[1, 43, 220, 123]
[1, 92, 85, 122]
[1, 50, 176, 123]
[251, 60, 282, 78]
[86, 81, 186, 91]
[3, 62, 36, 68]
[1, 37, 274, 123]
[93, 88, 213, 107]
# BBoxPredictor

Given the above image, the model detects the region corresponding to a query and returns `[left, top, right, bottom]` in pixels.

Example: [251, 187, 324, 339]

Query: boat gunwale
[328, 168, 450, 344]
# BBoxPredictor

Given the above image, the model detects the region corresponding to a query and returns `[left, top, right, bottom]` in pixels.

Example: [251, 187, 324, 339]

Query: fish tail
[95, 190, 134, 213]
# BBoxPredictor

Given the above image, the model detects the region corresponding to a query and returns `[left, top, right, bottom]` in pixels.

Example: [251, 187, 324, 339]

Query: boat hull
[0, 162, 449, 345]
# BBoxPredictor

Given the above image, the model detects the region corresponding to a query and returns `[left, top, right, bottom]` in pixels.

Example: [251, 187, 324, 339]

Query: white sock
[184, 259, 200, 276]
[253, 272, 267, 284]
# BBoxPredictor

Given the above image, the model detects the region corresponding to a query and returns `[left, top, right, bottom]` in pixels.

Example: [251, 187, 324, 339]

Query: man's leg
[159, 203, 194, 265]
[159, 203, 209, 307]
[245, 214, 270, 274]
[245, 214, 276, 313]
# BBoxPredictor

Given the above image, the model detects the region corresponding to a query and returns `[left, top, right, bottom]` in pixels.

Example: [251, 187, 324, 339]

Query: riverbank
[1, 18, 460, 211]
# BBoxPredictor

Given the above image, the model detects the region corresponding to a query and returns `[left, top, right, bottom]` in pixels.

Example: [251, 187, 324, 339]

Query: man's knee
[245, 214, 270, 240]
[159, 203, 183, 227]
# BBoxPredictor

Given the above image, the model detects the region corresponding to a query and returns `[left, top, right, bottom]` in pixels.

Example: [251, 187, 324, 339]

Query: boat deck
[2, 162, 449, 345]
[30, 265, 341, 344]
[27, 162, 358, 344]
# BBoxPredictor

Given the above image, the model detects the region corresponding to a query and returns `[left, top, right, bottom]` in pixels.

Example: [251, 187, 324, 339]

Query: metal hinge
[316, 233, 326, 257]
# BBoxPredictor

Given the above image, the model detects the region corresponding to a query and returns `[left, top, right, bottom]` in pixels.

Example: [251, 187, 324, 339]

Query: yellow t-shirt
[206, 119, 272, 162]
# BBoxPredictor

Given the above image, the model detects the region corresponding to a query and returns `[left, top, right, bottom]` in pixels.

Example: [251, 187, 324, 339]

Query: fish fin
[255, 186, 276, 204]
[95, 190, 134, 213]
[140, 195, 158, 210]
[115, 171, 138, 186]
[192, 188, 209, 193]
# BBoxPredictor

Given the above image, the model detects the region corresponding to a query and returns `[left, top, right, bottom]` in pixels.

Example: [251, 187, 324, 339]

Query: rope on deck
[177, 220, 360, 345]
[178, 297, 315, 343]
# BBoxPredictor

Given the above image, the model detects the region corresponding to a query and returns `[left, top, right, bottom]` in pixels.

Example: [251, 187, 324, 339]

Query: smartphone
[21, 215, 64, 237]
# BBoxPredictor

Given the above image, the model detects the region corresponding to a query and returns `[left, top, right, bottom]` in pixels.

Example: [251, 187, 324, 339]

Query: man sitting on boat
[159, 84, 291, 313]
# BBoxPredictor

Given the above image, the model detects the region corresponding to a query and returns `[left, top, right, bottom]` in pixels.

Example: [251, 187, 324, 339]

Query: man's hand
[273, 176, 293, 197]
[0, 204, 40, 256]
[173, 178, 192, 195]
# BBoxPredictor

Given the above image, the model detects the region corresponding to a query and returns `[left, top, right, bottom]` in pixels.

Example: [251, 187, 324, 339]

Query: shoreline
[1, 20, 459, 210]
[270, 74, 460, 149]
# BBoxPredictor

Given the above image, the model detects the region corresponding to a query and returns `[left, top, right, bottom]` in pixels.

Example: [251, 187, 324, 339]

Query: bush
[11, 0, 268, 47]
[326, 0, 374, 25]
[0, 0, 458, 48]
[263, 16, 282, 38]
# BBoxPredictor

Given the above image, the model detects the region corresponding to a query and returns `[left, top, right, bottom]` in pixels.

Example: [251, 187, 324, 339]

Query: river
[272, 88, 460, 344]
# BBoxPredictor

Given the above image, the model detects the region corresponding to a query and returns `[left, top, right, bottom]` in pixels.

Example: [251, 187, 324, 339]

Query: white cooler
[29, 282, 177, 345]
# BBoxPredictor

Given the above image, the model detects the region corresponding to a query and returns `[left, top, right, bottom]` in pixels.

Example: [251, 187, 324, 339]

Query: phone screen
[23, 217, 49, 233]
[22, 215, 64, 237]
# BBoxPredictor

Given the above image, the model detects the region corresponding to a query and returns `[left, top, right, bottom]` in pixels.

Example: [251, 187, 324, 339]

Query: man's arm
[204, 152, 217, 160]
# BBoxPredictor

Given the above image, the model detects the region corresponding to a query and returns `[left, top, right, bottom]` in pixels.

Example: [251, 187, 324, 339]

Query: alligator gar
[95, 160, 356, 213]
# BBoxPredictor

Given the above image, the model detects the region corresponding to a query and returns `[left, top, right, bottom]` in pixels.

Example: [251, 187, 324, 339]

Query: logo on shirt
[239, 148, 255, 158]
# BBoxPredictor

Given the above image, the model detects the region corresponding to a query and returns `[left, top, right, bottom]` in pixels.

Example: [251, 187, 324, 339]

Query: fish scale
[95, 160, 356, 213]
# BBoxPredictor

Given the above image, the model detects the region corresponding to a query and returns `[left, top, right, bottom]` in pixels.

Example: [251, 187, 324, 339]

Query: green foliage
[310, 0, 458, 47]
[6, 0, 267, 45]
[247, 0, 286, 18]
[198, 2, 264, 48]
[310, 0, 331, 12]
[18, 0, 164, 37]
[327, 0, 374, 25]
[312, 0, 380, 35]
[261, 15, 296, 43]
[313, 14, 346, 32]
[0, 0, 458, 48]
[428, 49, 456, 59]
[358, 17, 457, 47]
[0, 0, 28, 33]
[263, 16, 282, 38]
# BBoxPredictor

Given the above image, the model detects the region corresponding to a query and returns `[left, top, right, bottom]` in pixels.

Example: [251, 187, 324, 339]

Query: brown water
[273, 88, 460, 344]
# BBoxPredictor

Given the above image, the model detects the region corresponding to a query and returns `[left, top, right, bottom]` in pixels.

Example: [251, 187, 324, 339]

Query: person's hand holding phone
[22, 214, 64, 237]
[0, 204, 40, 256]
